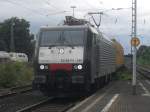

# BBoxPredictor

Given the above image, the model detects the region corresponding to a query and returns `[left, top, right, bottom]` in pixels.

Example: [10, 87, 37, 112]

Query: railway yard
[0, 65, 149, 112]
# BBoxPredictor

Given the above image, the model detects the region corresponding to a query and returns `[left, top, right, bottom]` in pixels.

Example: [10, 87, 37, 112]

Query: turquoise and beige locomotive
[33, 16, 124, 95]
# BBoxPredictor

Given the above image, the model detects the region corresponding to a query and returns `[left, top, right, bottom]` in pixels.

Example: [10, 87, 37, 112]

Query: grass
[137, 57, 150, 68]
[114, 67, 132, 81]
[0, 62, 33, 88]
[137, 45, 150, 67]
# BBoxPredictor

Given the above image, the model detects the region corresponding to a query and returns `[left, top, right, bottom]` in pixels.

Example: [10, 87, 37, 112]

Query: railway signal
[131, 37, 140, 47]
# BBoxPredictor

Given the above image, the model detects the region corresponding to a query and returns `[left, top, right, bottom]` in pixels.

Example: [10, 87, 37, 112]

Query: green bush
[137, 57, 150, 67]
[114, 67, 132, 81]
[0, 62, 33, 88]
[137, 45, 150, 66]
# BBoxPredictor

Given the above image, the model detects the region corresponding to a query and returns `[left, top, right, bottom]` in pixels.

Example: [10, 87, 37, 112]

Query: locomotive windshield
[40, 30, 84, 46]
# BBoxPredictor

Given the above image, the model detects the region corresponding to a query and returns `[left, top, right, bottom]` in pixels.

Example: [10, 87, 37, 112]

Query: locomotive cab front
[33, 26, 90, 95]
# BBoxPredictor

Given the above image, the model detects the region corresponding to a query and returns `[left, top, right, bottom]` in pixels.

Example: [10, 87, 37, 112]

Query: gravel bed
[0, 91, 48, 112]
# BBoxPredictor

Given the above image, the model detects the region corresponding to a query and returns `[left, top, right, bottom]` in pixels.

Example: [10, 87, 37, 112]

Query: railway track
[16, 81, 116, 112]
[0, 78, 116, 112]
[137, 65, 150, 80]
[0, 84, 32, 98]
[16, 97, 81, 112]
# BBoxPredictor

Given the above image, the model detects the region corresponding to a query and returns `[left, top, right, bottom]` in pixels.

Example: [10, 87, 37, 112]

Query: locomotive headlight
[40, 65, 44, 70]
[74, 64, 83, 70]
[39, 65, 48, 70]
[77, 65, 82, 70]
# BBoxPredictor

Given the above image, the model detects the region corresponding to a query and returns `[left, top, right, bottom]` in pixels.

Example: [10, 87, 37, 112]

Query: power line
[12, 0, 51, 13]
[70, 0, 96, 11]
[3, 0, 63, 24]
[47, 11, 68, 16]
[79, 0, 103, 10]
[44, 0, 70, 16]
[4, 0, 49, 17]
[83, 1, 97, 9]
[45, 0, 64, 11]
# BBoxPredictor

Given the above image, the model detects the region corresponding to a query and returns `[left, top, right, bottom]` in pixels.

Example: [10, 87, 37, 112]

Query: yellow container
[112, 39, 124, 68]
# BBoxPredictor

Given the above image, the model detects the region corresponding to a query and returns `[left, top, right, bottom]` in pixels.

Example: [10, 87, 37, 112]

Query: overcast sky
[0, 0, 150, 54]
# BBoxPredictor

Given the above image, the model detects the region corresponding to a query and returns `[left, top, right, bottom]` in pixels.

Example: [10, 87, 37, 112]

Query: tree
[0, 17, 34, 61]
[137, 45, 150, 65]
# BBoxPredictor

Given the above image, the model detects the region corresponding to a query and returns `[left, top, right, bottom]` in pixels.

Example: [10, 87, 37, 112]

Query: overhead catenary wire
[3, 0, 69, 20]
[81, 0, 103, 9]
[82, 0, 98, 9]
[2, 0, 133, 28]
[43, 0, 73, 17]
[46, 11, 69, 16]
[70, 0, 99, 12]
[12, 0, 53, 13]
[45, 0, 66, 12]
[87, 7, 132, 27]
[4, 0, 48, 17]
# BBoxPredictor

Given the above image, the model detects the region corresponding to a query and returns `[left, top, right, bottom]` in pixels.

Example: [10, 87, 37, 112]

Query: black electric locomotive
[33, 16, 116, 95]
